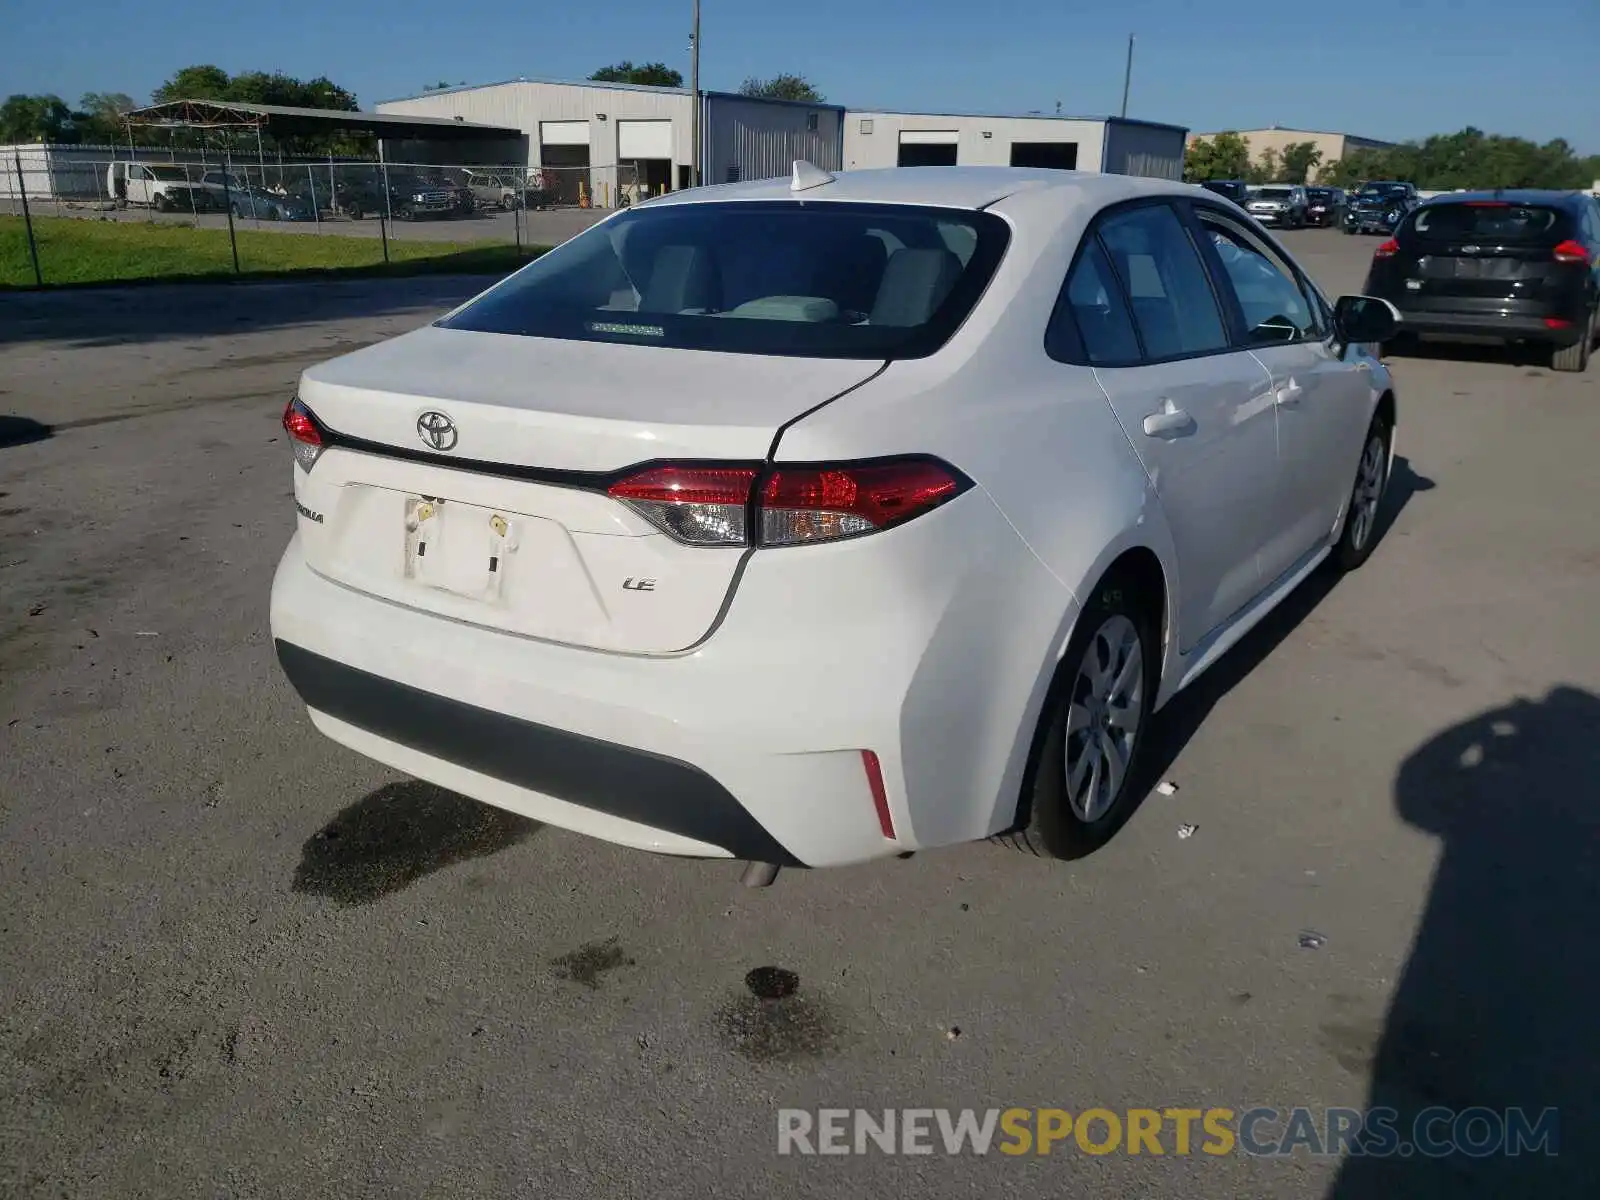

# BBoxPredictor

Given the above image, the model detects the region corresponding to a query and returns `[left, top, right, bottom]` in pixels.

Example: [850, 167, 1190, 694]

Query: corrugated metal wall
[1102, 121, 1187, 180]
[702, 95, 843, 184]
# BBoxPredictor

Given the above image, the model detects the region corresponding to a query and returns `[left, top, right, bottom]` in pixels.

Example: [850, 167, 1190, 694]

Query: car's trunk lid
[293, 325, 883, 654]
[1393, 204, 1575, 300]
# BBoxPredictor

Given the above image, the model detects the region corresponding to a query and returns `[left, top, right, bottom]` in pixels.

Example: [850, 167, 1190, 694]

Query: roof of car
[638, 166, 1194, 213]
[1420, 188, 1588, 209]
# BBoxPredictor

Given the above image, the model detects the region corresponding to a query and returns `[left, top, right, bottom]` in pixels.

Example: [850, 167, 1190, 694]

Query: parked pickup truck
[106, 162, 223, 213]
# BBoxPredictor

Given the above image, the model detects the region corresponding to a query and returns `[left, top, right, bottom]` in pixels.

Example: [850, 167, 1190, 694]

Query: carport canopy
[124, 99, 521, 142]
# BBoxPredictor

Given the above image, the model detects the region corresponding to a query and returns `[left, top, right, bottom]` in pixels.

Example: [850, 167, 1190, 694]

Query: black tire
[501, 195, 516, 211]
[346, 204, 363, 221]
[1551, 309, 1594, 373]
[154, 194, 172, 213]
[1331, 411, 1393, 573]
[231, 202, 242, 219]
[1001, 578, 1159, 860]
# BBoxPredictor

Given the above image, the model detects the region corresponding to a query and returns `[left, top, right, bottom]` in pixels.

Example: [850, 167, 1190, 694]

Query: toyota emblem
[416, 411, 458, 452]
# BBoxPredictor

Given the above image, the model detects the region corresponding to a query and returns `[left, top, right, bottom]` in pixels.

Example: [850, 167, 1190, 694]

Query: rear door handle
[1275, 379, 1304, 406]
[1142, 406, 1196, 439]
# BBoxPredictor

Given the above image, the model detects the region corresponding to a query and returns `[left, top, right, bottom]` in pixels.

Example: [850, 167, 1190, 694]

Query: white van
[106, 162, 219, 212]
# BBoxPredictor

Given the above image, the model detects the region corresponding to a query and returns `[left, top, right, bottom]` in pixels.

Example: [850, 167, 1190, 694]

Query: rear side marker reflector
[862, 750, 895, 840]
[1373, 239, 1399, 259]
[1544, 317, 1573, 330]
[606, 457, 971, 548]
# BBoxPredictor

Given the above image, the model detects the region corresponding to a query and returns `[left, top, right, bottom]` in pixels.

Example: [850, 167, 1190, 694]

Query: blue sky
[5, 0, 1598, 151]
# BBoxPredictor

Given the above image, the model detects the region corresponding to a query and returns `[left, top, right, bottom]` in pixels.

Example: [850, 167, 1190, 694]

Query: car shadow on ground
[0, 416, 54, 449]
[1384, 338, 1558, 370]
[1131, 455, 1436, 803]
[293, 779, 541, 906]
[1324, 685, 1600, 1197]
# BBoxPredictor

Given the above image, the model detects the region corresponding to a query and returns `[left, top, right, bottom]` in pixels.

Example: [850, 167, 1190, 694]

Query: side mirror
[1333, 295, 1401, 345]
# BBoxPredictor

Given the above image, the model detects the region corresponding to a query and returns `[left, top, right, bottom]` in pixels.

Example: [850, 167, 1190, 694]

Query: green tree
[738, 74, 824, 102]
[76, 91, 137, 143]
[1279, 141, 1323, 184]
[590, 61, 684, 87]
[151, 64, 232, 103]
[1245, 147, 1283, 185]
[0, 94, 78, 142]
[1183, 131, 1251, 181]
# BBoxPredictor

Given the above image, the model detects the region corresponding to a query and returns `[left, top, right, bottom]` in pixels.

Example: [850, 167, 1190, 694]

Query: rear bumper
[276, 640, 801, 864]
[1387, 307, 1586, 345]
[269, 486, 1074, 868]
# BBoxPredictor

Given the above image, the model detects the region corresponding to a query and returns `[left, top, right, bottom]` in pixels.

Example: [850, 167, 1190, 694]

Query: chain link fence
[0, 147, 642, 288]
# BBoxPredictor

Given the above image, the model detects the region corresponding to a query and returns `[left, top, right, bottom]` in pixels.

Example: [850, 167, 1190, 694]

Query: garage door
[539, 120, 589, 147]
[618, 120, 672, 160]
[898, 130, 958, 168]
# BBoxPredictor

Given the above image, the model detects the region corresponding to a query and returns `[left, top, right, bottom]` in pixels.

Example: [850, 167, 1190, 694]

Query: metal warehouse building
[376, 79, 844, 206]
[843, 111, 1188, 180]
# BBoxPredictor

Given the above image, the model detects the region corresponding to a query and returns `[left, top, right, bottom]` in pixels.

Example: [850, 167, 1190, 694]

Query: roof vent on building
[791, 160, 835, 191]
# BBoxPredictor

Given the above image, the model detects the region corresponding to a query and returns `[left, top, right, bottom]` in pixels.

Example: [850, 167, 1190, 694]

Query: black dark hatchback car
[1363, 190, 1600, 371]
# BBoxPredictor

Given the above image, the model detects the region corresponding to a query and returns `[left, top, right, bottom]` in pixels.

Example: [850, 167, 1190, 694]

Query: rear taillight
[607, 465, 757, 546]
[606, 457, 970, 548]
[1373, 239, 1399, 258]
[1553, 239, 1590, 265]
[282, 398, 324, 472]
[760, 459, 966, 546]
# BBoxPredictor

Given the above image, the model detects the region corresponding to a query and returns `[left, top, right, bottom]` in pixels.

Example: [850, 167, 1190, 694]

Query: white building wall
[378, 81, 694, 183]
[845, 112, 1107, 172]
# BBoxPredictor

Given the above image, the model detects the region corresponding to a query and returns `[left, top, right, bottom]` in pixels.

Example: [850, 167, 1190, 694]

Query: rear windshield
[1306, 189, 1334, 201]
[1407, 202, 1567, 242]
[439, 200, 1010, 359]
[1356, 184, 1408, 198]
[1255, 187, 1294, 199]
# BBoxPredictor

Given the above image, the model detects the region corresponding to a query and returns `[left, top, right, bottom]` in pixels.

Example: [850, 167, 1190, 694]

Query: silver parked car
[1246, 185, 1309, 229]
[199, 171, 311, 221]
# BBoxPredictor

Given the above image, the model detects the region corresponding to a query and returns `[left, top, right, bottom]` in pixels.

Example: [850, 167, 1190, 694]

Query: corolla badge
[416, 411, 458, 451]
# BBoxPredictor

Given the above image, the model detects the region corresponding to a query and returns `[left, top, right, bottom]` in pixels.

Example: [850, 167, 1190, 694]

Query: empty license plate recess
[405, 496, 516, 602]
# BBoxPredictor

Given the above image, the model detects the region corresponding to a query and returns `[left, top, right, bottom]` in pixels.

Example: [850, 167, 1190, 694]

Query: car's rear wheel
[1004, 581, 1157, 860]
[154, 194, 171, 213]
[1332, 412, 1392, 572]
[1551, 309, 1595, 373]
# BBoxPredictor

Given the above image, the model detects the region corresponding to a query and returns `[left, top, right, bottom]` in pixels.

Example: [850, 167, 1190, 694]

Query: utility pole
[1120, 34, 1135, 119]
[690, 0, 701, 187]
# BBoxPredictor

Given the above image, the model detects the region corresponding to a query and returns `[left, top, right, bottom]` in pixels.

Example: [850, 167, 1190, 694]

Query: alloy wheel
[1348, 433, 1387, 552]
[1064, 614, 1145, 823]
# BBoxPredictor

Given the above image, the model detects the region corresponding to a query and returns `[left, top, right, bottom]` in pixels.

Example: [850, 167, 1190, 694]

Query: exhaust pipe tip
[739, 861, 781, 888]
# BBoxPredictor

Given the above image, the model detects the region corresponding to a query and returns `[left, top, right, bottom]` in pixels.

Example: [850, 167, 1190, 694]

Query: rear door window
[1408, 203, 1566, 243]
[1095, 203, 1230, 360]
[1047, 238, 1143, 365]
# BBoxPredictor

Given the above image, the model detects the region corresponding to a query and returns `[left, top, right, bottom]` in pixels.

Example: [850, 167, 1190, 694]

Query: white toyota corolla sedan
[270, 164, 1401, 881]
